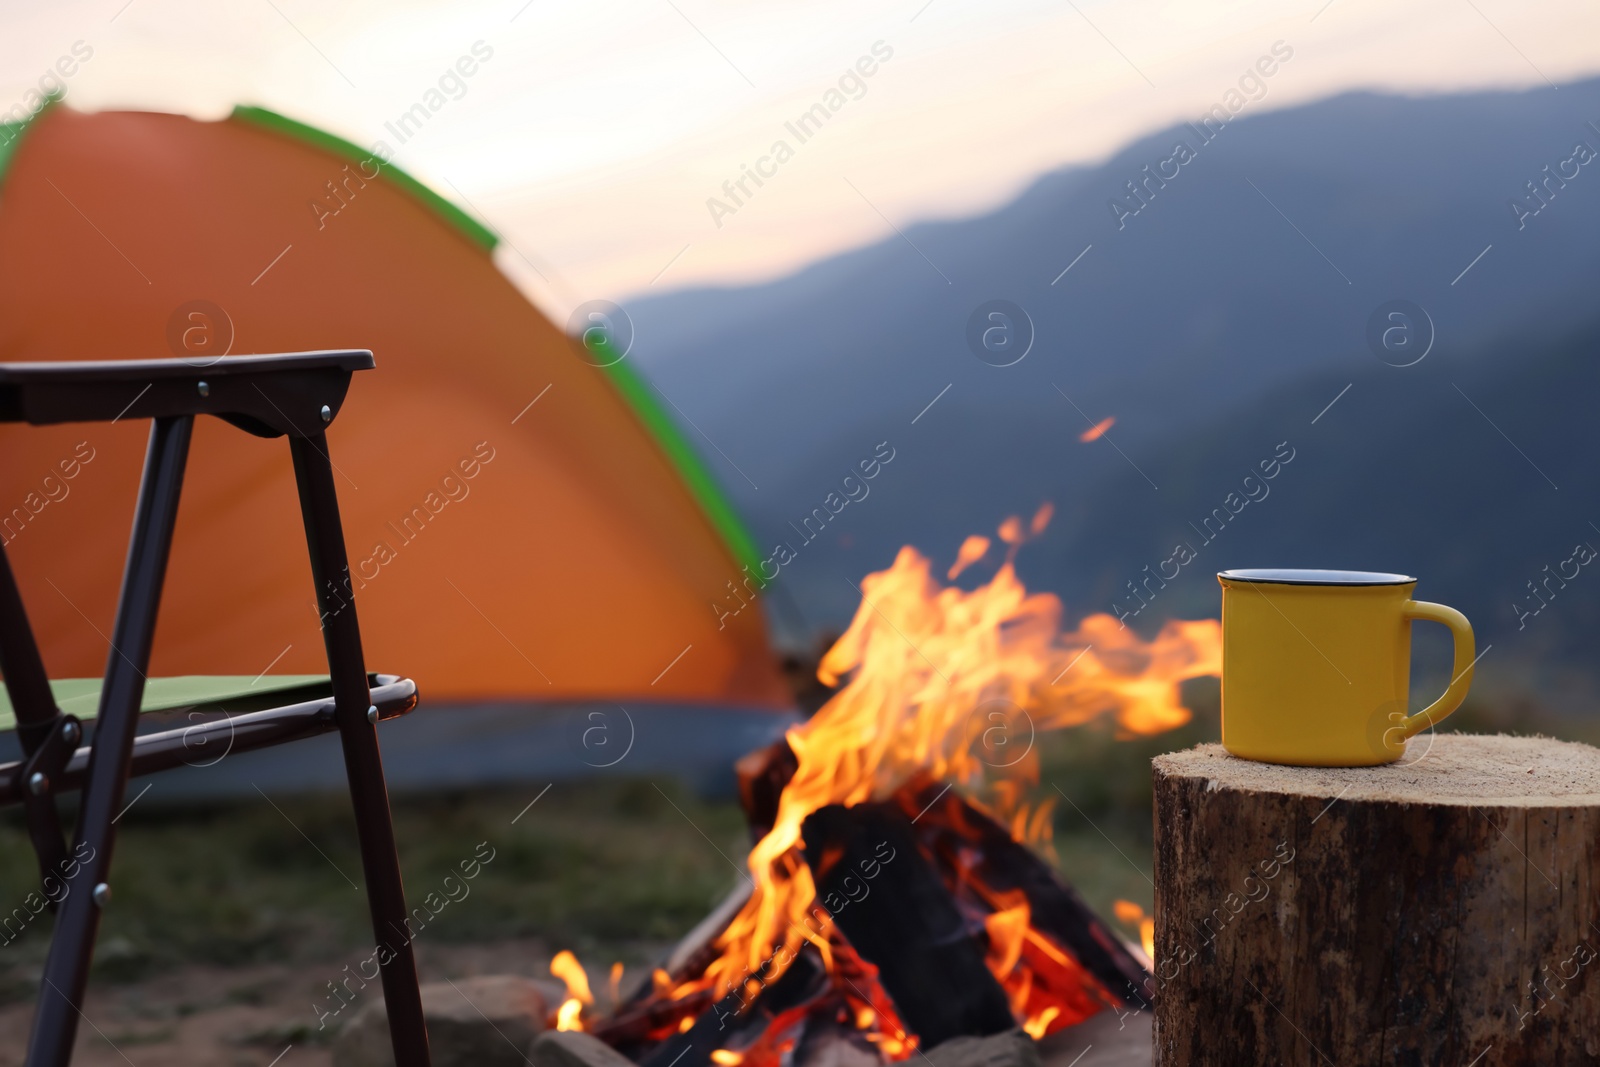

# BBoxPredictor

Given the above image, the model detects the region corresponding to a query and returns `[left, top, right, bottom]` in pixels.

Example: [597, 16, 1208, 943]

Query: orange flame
[1079, 417, 1115, 442]
[551, 949, 594, 1031]
[984, 899, 1030, 982]
[703, 510, 1221, 1041]
[947, 535, 991, 580]
[1023, 1007, 1060, 1039]
[1113, 900, 1156, 961]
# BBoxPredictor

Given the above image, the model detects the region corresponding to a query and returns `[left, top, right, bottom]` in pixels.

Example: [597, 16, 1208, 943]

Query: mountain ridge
[616, 78, 1600, 702]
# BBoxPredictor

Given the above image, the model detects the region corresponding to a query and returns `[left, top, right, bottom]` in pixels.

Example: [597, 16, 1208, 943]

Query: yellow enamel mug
[1217, 569, 1475, 766]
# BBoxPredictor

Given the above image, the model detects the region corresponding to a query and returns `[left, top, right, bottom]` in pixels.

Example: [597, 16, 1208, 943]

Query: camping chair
[0, 352, 431, 1067]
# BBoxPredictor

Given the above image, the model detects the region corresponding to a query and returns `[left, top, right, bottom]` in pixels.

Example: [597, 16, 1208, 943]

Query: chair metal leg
[290, 432, 432, 1067]
[26, 416, 194, 1067]
[0, 541, 75, 902]
[0, 543, 64, 755]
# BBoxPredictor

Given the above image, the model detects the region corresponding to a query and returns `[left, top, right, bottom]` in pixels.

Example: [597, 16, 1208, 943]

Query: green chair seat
[0, 675, 331, 732]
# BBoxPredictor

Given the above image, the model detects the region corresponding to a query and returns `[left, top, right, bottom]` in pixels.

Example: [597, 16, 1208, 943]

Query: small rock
[923, 1029, 1042, 1067]
[333, 974, 550, 1067]
[529, 1029, 639, 1067]
[1036, 1009, 1152, 1067]
[794, 1019, 884, 1067]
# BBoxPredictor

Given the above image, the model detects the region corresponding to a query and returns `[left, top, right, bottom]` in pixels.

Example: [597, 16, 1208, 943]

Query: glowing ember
[947, 535, 991, 580]
[699, 508, 1221, 1047]
[1078, 416, 1116, 443]
[552, 949, 594, 1031]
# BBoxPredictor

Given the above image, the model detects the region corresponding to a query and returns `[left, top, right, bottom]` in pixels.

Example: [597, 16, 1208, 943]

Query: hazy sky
[4, 0, 1599, 320]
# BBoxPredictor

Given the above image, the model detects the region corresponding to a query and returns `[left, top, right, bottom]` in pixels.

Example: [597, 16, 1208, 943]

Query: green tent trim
[0, 120, 28, 186]
[237, 106, 763, 582]
[587, 335, 763, 577]
[231, 105, 499, 253]
[0, 94, 59, 193]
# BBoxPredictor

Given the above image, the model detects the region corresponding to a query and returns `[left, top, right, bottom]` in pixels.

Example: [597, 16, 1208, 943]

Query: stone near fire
[922, 1028, 1042, 1067]
[1037, 1009, 1152, 1067]
[793, 1019, 886, 1067]
[332, 974, 551, 1067]
[529, 1028, 640, 1067]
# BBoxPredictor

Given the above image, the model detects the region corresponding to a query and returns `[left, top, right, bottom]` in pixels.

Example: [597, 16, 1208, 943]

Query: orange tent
[0, 103, 787, 707]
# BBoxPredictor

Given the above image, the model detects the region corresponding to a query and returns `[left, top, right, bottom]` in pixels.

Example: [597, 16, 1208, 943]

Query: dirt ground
[0, 938, 1155, 1067]
[0, 937, 570, 1067]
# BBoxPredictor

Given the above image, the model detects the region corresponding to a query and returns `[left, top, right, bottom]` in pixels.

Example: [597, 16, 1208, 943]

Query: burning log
[896, 780, 1151, 1009]
[585, 515, 1222, 1065]
[591, 983, 718, 1055]
[741, 745, 1152, 1015]
[736, 740, 797, 844]
[639, 948, 830, 1067]
[1152, 736, 1600, 1065]
[800, 802, 1017, 1049]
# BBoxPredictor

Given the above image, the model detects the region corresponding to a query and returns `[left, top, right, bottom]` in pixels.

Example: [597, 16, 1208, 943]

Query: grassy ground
[0, 779, 748, 995]
[0, 675, 1590, 998]
[0, 765, 1157, 998]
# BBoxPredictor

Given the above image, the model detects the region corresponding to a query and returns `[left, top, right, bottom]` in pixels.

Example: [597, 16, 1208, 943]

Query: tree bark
[1152, 734, 1600, 1066]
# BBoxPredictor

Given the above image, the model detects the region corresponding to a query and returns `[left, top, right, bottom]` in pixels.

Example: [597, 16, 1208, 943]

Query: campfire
[549, 508, 1220, 1064]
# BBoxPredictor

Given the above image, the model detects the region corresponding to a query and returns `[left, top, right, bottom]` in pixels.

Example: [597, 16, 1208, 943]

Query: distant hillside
[1040, 316, 1600, 687]
[718, 311, 1600, 709]
[620, 79, 1600, 701]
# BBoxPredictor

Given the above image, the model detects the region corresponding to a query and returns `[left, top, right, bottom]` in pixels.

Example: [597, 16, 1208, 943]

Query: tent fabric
[0, 104, 787, 707]
[231, 105, 501, 253]
[228, 105, 763, 574]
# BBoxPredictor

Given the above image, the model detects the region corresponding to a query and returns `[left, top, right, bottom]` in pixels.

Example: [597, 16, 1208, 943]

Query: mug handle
[1397, 600, 1475, 739]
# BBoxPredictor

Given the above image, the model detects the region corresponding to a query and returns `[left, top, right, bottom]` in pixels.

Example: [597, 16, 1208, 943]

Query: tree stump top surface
[1152, 733, 1600, 806]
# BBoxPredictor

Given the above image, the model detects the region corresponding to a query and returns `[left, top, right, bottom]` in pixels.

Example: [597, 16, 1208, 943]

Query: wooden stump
[1151, 735, 1600, 1066]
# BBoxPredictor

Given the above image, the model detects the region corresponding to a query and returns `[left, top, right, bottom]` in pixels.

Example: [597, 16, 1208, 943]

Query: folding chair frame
[0, 352, 431, 1067]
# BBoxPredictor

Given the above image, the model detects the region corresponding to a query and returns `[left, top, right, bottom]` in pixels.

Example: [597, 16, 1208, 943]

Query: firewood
[801, 802, 1017, 1049]
[736, 739, 797, 842]
[639, 947, 830, 1067]
[1152, 735, 1600, 1065]
[899, 781, 1151, 1008]
[661, 883, 753, 987]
